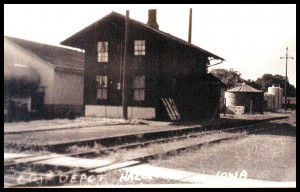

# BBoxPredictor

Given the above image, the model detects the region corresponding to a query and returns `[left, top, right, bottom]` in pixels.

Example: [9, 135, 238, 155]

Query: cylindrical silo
[225, 91, 238, 107]
[264, 93, 274, 111]
[4, 63, 40, 97]
[225, 84, 264, 114]
[278, 88, 283, 109]
[268, 85, 280, 110]
[268, 85, 284, 110]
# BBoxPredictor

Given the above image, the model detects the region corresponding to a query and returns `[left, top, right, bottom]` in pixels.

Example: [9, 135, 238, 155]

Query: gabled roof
[226, 83, 262, 92]
[61, 11, 224, 61]
[181, 73, 227, 87]
[5, 36, 84, 71]
[206, 73, 227, 88]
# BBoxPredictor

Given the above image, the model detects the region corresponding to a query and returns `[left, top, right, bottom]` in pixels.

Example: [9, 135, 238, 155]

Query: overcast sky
[4, 4, 296, 87]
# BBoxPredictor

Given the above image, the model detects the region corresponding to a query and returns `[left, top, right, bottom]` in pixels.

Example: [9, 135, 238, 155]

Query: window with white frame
[134, 40, 145, 55]
[133, 76, 145, 101]
[97, 41, 108, 62]
[96, 75, 108, 99]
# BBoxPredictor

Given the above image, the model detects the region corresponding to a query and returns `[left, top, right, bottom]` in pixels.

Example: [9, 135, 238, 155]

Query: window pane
[96, 76, 107, 87]
[134, 89, 145, 101]
[97, 42, 102, 52]
[97, 88, 107, 99]
[133, 76, 145, 101]
[97, 41, 108, 62]
[134, 40, 145, 56]
[98, 52, 108, 62]
[133, 76, 145, 88]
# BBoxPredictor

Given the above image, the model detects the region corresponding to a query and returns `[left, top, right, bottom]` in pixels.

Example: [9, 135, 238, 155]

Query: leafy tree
[210, 68, 243, 88]
[210, 68, 296, 97]
[255, 74, 296, 97]
[244, 79, 262, 90]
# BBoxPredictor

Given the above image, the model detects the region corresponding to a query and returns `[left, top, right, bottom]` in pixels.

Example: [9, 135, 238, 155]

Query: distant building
[225, 83, 264, 114]
[61, 10, 225, 120]
[282, 97, 296, 110]
[4, 36, 84, 121]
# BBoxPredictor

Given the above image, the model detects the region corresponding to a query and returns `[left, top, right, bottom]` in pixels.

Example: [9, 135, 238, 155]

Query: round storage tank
[225, 91, 237, 106]
[264, 93, 274, 111]
[279, 88, 283, 109]
[4, 63, 40, 97]
[268, 85, 282, 110]
[225, 84, 264, 114]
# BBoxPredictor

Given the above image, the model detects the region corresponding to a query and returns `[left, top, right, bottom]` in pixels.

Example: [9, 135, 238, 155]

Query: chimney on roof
[147, 9, 159, 30]
[188, 8, 192, 43]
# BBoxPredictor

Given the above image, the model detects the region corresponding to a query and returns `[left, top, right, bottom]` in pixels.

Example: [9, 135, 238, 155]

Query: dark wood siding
[82, 17, 219, 120]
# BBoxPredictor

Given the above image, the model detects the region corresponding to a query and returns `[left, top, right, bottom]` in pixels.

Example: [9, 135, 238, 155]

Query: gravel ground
[4, 112, 295, 187]
[149, 112, 296, 182]
[61, 169, 189, 186]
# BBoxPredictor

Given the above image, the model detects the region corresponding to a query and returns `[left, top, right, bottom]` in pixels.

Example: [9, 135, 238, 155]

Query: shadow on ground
[253, 122, 296, 137]
[171, 118, 253, 126]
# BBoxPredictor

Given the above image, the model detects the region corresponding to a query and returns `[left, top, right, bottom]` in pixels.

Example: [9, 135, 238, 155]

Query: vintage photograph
[4, 4, 296, 188]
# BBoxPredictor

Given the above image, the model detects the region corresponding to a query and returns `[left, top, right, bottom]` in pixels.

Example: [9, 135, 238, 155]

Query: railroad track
[4, 117, 286, 187]
[28, 116, 287, 153]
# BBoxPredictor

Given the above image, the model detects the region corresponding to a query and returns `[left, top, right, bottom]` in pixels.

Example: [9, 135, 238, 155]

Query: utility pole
[122, 10, 129, 119]
[280, 47, 293, 111]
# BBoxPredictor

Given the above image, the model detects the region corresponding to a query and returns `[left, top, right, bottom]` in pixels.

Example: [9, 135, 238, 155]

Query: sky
[4, 4, 296, 87]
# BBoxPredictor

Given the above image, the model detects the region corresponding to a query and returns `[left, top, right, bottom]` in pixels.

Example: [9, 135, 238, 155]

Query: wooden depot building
[61, 9, 225, 121]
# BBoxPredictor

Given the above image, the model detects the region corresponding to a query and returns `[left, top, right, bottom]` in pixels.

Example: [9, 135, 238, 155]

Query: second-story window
[97, 41, 108, 62]
[134, 40, 145, 56]
[96, 75, 108, 99]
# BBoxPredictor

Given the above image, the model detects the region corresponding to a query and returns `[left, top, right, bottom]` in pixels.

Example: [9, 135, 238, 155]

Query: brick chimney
[147, 9, 159, 30]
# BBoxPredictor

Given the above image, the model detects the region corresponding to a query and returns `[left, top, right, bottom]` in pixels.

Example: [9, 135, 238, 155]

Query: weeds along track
[32, 116, 288, 153]
[4, 117, 287, 187]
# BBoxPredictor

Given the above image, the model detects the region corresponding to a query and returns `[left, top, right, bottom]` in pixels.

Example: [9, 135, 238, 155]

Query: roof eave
[60, 11, 225, 60]
[60, 11, 119, 49]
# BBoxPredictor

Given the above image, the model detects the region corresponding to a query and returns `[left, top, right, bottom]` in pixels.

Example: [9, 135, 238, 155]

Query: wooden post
[223, 98, 226, 116]
[122, 10, 129, 120]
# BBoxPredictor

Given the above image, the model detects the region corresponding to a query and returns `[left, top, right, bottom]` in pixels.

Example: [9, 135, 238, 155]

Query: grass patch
[66, 142, 107, 155]
[4, 142, 50, 155]
[149, 119, 296, 182]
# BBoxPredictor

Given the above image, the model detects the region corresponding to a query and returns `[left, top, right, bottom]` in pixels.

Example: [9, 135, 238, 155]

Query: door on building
[31, 89, 44, 119]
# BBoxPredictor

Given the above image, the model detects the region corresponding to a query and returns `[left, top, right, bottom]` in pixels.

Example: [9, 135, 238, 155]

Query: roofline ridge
[5, 35, 83, 53]
[60, 11, 224, 61]
[5, 36, 84, 71]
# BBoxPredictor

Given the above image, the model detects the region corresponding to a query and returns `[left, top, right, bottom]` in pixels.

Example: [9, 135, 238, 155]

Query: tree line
[210, 68, 296, 97]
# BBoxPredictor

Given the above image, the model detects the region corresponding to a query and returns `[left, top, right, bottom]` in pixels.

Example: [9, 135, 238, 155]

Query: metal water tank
[264, 93, 274, 111]
[225, 91, 238, 106]
[278, 88, 283, 109]
[225, 84, 264, 113]
[268, 85, 282, 110]
[4, 63, 40, 96]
